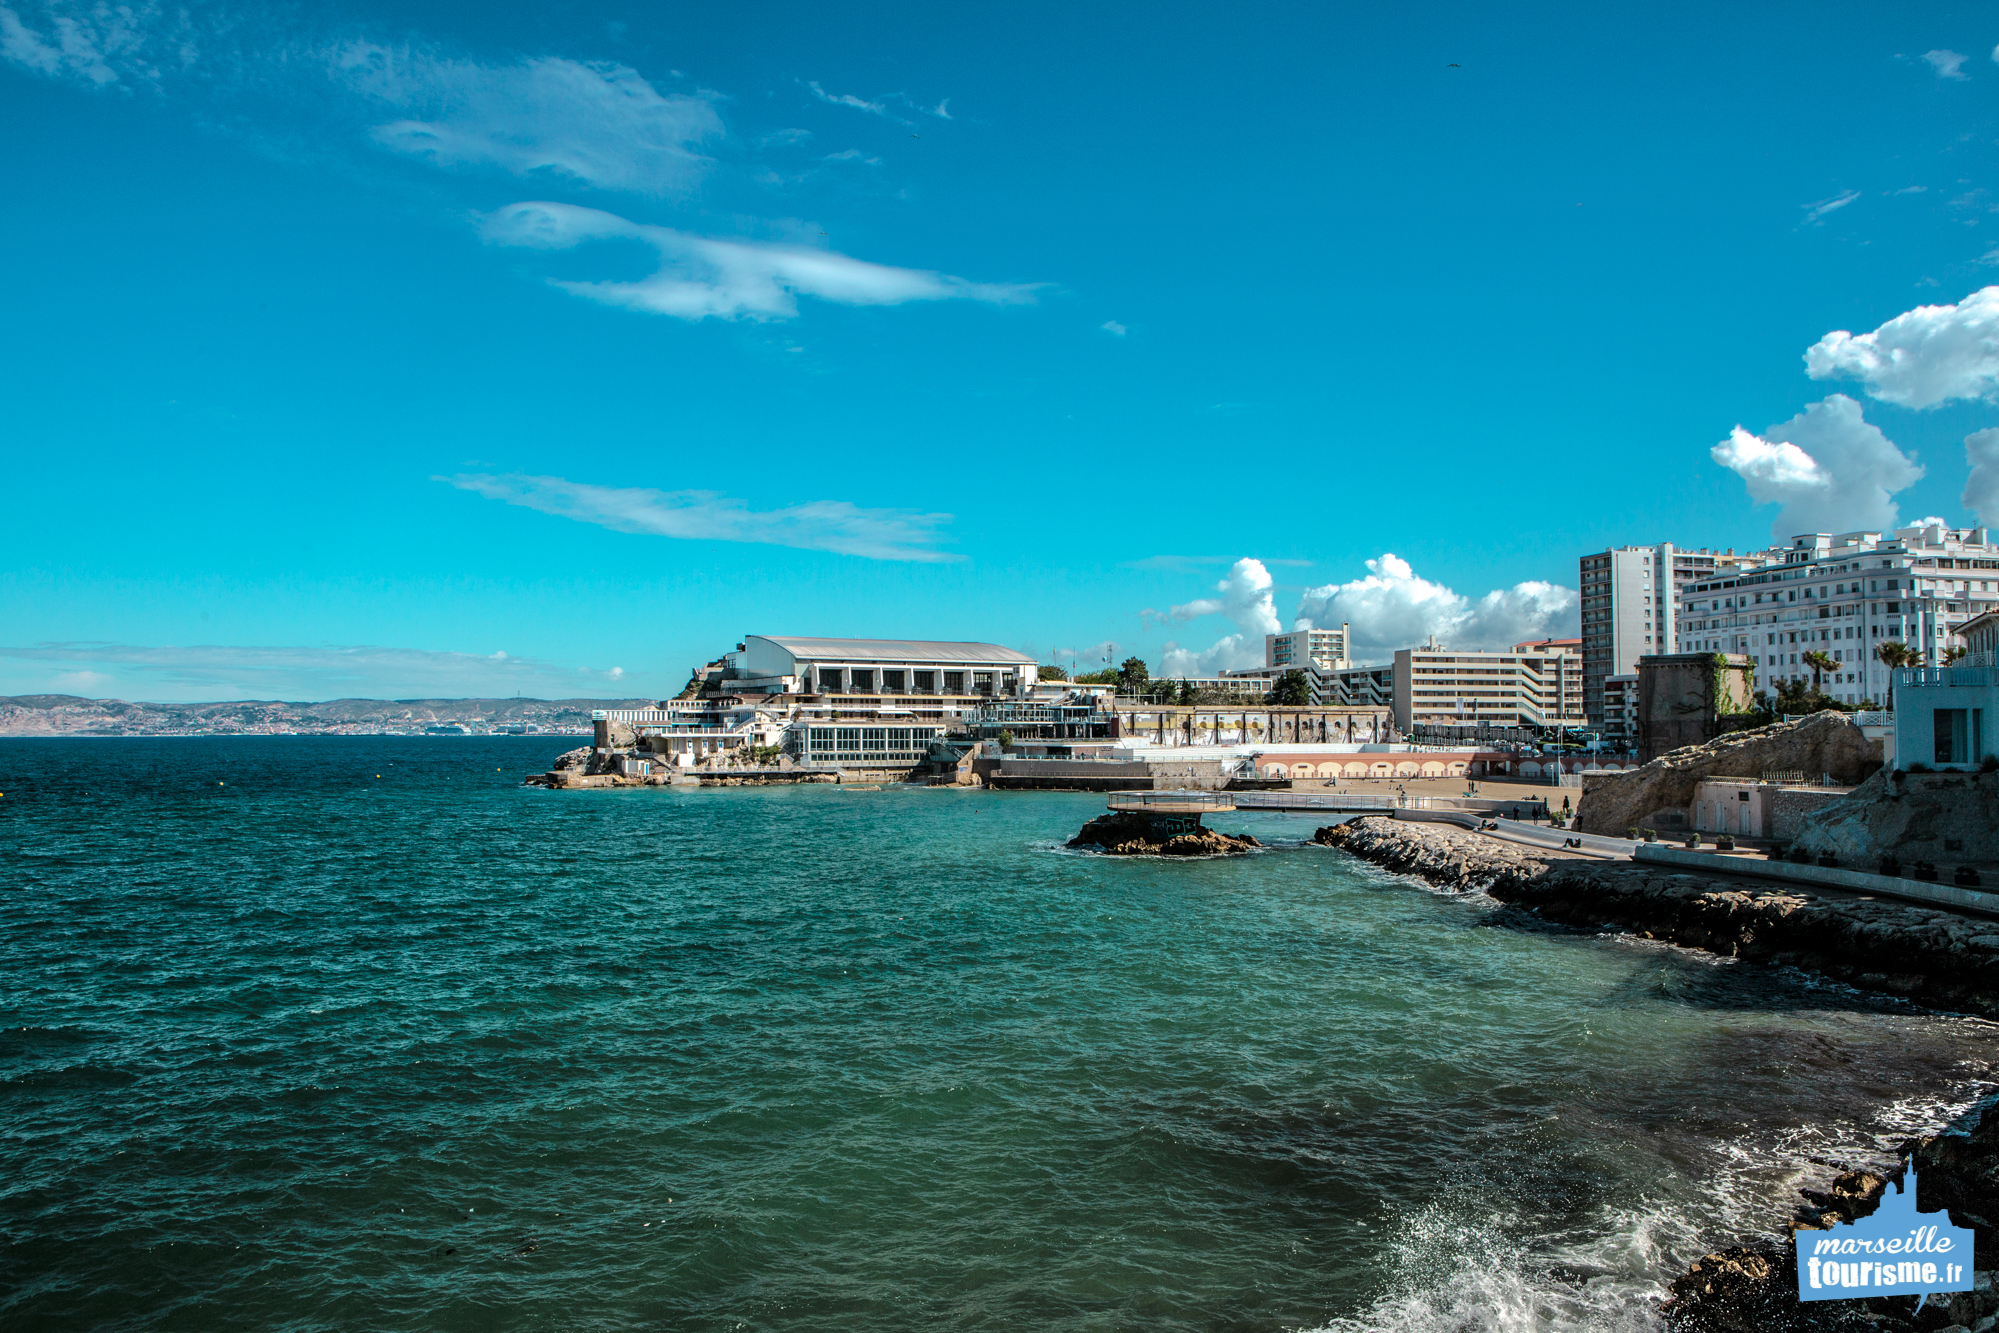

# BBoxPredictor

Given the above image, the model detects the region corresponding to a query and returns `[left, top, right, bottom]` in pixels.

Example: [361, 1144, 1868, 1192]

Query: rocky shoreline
[1314, 816, 1998, 1330]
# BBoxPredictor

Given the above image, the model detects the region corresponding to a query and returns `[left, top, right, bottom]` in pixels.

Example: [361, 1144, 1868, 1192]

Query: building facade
[1579, 543, 1736, 725]
[1676, 524, 1999, 705]
[1264, 626, 1350, 671]
[1390, 637, 1585, 731]
[724, 636, 1039, 699]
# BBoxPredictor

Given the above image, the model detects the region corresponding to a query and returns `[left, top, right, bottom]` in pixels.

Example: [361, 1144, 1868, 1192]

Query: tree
[1116, 656, 1150, 696]
[1801, 649, 1836, 692]
[1073, 668, 1119, 685]
[1270, 670, 1311, 706]
[1177, 678, 1197, 706]
[1944, 645, 1968, 665]
[997, 729, 1015, 749]
[1875, 640, 1916, 710]
[1039, 664, 1069, 681]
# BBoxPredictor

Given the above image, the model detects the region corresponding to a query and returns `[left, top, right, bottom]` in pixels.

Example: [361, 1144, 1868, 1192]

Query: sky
[10, 1, 1999, 701]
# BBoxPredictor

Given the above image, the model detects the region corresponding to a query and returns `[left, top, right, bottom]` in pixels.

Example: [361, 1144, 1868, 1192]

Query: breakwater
[1314, 817, 1999, 1016]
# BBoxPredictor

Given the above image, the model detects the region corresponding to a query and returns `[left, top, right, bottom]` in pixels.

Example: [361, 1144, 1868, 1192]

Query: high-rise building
[1675, 524, 1999, 704]
[1578, 543, 1738, 724]
[1264, 626, 1349, 671]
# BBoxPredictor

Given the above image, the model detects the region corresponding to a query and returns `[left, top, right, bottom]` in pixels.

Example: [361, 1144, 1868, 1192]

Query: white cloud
[0, 1, 184, 86]
[930, 98, 952, 119]
[1803, 189, 1860, 223]
[1101, 320, 1127, 336]
[0, 642, 639, 702]
[331, 45, 722, 194]
[1151, 558, 1282, 676]
[1710, 394, 1923, 537]
[442, 472, 964, 562]
[1923, 49, 1970, 80]
[822, 148, 880, 164]
[806, 80, 896, 118]
[1292, 553, 1577, 660]
[1964, 428, 1999, 527]
[481, 201, 1038, 321]
[1805, 287, 1999, 407]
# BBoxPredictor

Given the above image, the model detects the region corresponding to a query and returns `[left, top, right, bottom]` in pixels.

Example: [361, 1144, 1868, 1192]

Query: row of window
[812, 669, 1012, 694]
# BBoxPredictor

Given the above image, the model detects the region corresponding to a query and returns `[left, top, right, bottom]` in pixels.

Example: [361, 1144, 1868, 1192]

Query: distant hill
[0, 695, 660, 737]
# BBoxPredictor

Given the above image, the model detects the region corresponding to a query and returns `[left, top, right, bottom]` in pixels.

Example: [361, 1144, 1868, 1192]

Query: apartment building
[1578, 543, 1737, 725]
[1675, 524, 1999, 704]
[1390, 637, 1585, 731]
[1264, 626, 1350, 671]
[1599, 674, 1639, 749]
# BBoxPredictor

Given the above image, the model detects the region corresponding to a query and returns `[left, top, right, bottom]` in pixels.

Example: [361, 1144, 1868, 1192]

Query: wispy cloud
[1803, 189, 1861, 223]
[0, 1, 194, 87]
[806, 79, 897, 119]
[1100, 320, 1127, 336]
[481, 200, 1038, 320]
[0, 641, 635, 702]
[1923, 48, 1970, 80]
[333, 43, 723, 194]
[930, 98, 952, 120]
[442, 472, 965, 562]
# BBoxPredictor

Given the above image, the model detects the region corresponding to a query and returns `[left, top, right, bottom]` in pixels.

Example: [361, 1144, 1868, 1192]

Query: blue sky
[9, 0, 1999, 701]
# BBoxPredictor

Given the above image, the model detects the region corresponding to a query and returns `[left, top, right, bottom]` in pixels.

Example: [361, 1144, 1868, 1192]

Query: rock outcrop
[1575, 712, 1881, 837]
[1792, 767, 1999, 867]
[1066, 812, 1261, 856]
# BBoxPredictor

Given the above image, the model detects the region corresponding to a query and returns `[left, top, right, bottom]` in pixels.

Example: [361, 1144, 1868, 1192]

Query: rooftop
[751, 636, 1037, 664]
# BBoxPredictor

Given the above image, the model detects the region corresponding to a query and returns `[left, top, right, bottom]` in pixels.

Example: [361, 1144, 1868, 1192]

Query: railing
[1897, 667, 1994, 689]
[1106, 791, 1237, 812]
[1850, 710, 1892, 726]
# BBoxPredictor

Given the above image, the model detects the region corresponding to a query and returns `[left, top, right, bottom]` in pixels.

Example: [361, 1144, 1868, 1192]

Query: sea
[2, 736, 1994, 1332]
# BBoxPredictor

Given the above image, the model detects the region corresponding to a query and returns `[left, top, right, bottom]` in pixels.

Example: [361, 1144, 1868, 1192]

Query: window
[883, 670, 906, 692]
[1933, 708, 1980, 766]
[943, 671, 965, 692]
[914, 670, 936, 692]
[819, 669, 844, 692]
[852, 670, 875, 692]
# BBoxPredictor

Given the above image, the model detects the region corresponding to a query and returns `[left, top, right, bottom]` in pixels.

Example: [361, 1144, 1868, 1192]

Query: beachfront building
[715, 636, 1040, 699]
[1579, 542, 1742, 726]
[1888, 608, 1999, 771]
[1676, 524, 1999, 705]
[1391, 637, 1585, 731]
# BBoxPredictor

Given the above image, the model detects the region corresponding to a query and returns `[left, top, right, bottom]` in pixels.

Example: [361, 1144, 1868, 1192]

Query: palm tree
[1802, 649, 1836, 693]
[1943, 645, 1968, 665]
[1875, 640, 1915, 711]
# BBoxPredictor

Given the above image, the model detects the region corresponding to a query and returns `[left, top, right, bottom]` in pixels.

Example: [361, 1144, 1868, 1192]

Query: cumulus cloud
[481, 201, 1037, 321]
[0, 641, 636, 702]
[1805, 287, 1999, 407]
[331, 44, 722, 194]
[1151, 558, 1282, 676]
[1964, 428, 1999, 527]
[1711, 394, 1923, 538]
[1291, 554, 1576, 660]
[442, 472, 963, 562]
[1923, 49, 1970, 80]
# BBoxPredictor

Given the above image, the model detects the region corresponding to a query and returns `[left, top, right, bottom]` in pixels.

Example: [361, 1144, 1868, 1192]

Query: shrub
[1907, 762, 1932, 774]
[1982, 754, 1999, 774]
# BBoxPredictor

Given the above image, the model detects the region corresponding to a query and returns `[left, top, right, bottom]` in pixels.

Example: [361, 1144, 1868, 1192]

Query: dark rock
[1067, 812, 1260, 856]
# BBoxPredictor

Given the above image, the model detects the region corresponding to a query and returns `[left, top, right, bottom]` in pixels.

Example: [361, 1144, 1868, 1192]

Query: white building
[1265, 626, 1350, 671]
[724, 636, 1038, 699]
[1676, 525, 1999, 704]
[1391, 637, 1585, 731]
[1579, 543, 1737, 724]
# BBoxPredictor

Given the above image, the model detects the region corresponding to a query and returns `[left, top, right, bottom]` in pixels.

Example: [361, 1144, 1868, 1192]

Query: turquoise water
[2, 737, 1994, 1331]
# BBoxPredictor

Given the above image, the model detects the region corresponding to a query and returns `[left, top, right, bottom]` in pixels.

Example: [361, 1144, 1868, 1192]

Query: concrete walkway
[1485, 818, 1639, 860]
